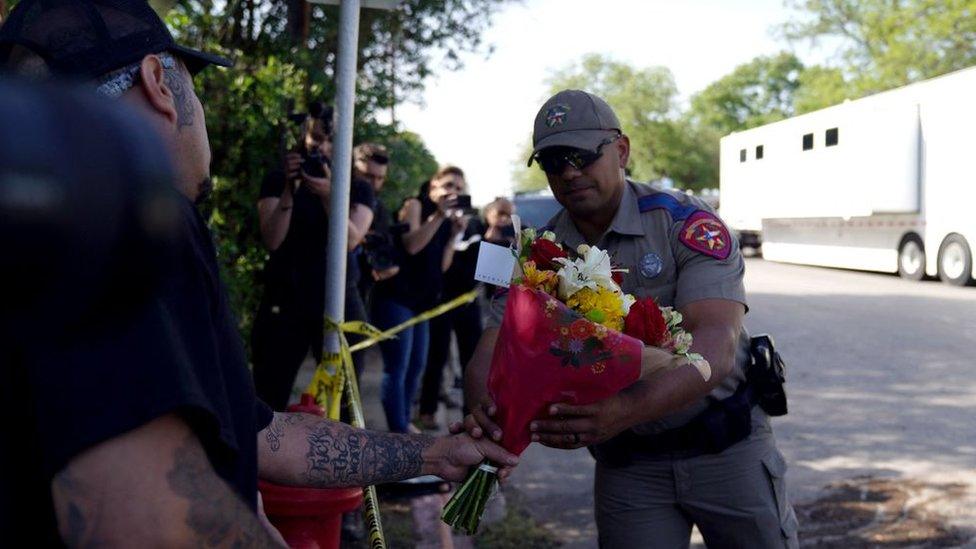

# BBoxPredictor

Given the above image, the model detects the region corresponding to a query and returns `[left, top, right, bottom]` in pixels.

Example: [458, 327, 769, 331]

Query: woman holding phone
[371, 166, 469, 433]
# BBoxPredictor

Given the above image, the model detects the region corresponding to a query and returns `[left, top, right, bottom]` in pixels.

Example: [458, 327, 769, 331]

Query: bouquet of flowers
[441, 229, 709, 534]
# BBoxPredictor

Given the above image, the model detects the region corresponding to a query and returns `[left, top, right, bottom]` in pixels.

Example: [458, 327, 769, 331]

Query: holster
[591, 334, 789, 467]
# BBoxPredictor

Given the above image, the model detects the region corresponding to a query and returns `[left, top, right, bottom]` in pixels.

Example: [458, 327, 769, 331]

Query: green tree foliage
[160, 0, 505, 343]
[785, 0, 976, 97]
[512, 137, 549, 193]
[689, 52, 804, 136]
[793, 65, 849, 114]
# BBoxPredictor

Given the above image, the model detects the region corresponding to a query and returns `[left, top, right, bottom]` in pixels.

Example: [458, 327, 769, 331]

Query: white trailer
[719, 66, 976, 286]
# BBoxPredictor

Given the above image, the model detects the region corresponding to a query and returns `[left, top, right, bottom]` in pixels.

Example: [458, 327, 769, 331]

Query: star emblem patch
[679, 211, 731, 260]
[545, 104, 570, 127]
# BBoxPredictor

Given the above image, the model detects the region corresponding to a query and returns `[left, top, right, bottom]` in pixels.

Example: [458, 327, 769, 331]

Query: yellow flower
[566, 286, 625, 332]
[522, 260, 558, 295]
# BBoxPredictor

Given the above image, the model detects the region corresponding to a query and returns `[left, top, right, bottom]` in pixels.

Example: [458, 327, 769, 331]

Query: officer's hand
[448, 396, 503, 442]
[529, 396, 632, 450]
[432, 432, 519, 482]
[283, 153, 302, 180]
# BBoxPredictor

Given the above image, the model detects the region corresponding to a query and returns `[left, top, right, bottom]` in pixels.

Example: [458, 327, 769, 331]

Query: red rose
[612, 270, 624, 286]
[529, 238, 568, 271]
[624, 297, 669, 347]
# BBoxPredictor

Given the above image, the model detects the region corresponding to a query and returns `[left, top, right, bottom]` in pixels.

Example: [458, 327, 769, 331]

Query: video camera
[362, 231, 398, 272]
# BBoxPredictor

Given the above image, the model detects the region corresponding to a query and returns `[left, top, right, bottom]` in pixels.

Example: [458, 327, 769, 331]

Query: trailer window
[739, 149, 746, 162]
[756, 145, 764, 159]
[802, 133, 814, 151]
[826, 128, 839, 147]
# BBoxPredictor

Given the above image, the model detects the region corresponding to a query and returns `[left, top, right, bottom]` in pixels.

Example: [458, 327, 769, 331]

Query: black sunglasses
[533, 134, 621, 175]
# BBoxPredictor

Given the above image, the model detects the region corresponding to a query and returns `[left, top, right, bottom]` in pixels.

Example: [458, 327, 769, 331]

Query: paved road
[506, 258, 976, 547]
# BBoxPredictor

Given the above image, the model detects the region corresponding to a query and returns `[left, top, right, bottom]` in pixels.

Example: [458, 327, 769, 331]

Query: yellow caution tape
[348, 289, 480, 353]
[301, 289, 479, 549]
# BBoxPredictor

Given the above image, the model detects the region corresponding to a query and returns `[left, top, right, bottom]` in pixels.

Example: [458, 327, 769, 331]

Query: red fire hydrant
[259, 394, 364, 549]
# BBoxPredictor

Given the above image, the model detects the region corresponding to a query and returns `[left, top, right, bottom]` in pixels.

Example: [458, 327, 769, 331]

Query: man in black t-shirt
[0, 2, 518, 546]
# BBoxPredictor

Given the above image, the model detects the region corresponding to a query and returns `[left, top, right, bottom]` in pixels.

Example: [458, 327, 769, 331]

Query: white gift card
[474, 242, 517, 287]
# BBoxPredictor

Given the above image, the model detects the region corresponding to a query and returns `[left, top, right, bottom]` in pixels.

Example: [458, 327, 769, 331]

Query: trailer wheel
[937, 234, 973, 286]
[897, 235, 926, 281]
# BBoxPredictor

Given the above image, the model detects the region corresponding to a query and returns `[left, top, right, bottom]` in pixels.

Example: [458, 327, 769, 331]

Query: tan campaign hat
[528, 89, 621, 165]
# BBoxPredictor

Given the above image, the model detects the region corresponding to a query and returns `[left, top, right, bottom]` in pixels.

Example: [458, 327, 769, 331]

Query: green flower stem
[441, 460, 500, 535]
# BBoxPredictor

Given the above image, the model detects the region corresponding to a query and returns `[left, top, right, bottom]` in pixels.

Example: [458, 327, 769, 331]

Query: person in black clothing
[417, 197, 517, 428]
[353, 142, 401, 302]
[0, 2, 518, 545]
[251, 105, 376, 411]
[372, 166, 469, 433]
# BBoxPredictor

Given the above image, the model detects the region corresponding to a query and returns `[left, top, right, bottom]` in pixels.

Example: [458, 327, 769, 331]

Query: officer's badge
[545, 104, 570, 127]
[679, 211, 731, 260]
[639, 252, 664, 279]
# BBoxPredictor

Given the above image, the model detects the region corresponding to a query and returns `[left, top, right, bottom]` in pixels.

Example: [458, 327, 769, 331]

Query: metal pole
[324, 0, 361, 348]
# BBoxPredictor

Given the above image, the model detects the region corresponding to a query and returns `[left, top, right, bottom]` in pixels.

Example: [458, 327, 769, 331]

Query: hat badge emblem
[545, 104, 570, 127]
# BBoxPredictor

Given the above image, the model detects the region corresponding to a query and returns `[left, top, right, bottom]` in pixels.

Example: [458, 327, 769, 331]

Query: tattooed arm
[256, 412, 519, 488]
[51, 414, 283, 548]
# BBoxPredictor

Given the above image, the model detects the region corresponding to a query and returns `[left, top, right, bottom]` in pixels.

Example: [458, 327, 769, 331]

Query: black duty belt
[592, 334, 788, 466]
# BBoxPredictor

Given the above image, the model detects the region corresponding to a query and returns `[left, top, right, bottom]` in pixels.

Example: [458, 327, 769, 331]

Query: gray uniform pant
[595, 411, 799, 548]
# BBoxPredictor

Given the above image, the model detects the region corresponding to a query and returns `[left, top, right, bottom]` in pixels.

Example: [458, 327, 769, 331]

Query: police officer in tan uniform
[457, 90, 799, 548]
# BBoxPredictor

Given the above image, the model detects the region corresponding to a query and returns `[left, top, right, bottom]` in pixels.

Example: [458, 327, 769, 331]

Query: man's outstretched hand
[426, 432, 519, 482]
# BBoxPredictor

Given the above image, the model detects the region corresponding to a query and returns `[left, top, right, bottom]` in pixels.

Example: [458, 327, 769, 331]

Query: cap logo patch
[679, 211, 731, 260]
[545, 104, 570, 127]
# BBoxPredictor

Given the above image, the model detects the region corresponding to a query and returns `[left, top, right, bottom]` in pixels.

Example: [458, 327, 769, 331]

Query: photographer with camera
[252, 103, 376, 411]
[371, 166, 471, 433]
[353, 143, 400, 301]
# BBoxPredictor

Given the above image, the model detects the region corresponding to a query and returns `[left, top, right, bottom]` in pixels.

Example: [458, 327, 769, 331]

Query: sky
[390, 0, 824, 206]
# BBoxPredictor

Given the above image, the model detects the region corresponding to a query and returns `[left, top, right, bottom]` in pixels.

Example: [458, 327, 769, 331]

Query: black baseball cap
[528, 89, 621, 165]
[0, 0, 232, 79]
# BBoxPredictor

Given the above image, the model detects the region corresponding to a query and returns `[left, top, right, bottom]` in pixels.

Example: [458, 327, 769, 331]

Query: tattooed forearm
[265, 412, 309, 452]
[302, 421, 434, 487]
[167, 435, 277, 547]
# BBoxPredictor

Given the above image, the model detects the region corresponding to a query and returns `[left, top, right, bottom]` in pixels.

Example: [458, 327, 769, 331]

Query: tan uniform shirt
[488, 180, 751, 432]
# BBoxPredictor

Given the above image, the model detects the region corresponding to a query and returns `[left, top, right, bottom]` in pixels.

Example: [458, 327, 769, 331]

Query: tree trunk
[286, 0, 307, 45]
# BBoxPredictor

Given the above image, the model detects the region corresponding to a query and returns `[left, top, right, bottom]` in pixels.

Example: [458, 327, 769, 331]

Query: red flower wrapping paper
[486, 286, 644, 455]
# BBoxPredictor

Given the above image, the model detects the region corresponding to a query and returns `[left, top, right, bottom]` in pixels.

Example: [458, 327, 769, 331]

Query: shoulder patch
[678, 211, 731, 260]
[637, 193, 699, 221]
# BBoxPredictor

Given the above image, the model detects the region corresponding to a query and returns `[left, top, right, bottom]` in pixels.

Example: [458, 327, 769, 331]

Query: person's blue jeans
[372, 298, 429, 433]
